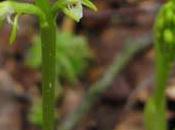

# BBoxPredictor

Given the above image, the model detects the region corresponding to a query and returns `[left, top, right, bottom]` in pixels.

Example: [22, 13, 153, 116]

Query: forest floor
[0, 0, 175, 130]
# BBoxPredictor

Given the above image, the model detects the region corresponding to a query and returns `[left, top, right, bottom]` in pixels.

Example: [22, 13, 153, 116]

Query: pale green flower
[53, 0, 97, 22]
[63, 0, 83, 22]
[0, 6, 14, 24]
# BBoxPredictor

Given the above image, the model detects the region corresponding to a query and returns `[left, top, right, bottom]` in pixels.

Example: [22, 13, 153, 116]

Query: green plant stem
[144, 43, 170, 130]
[36, 1, 56, 130]
[41, 20, 56, 130]
[154, 54, 169, 107]
[152, 44, 170, 130]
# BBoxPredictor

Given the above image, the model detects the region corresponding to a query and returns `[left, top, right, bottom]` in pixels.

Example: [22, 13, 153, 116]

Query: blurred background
[1, 0, 175, 130]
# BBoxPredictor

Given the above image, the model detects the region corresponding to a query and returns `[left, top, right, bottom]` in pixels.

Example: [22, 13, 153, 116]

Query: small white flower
[6, 14, 13, 24]
[0, 5, 15, 25]
[64, 0, 83, 22]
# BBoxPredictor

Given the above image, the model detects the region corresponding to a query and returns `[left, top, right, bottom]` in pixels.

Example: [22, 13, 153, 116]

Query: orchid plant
[0, 0, 96, 130]
[144, 1, 175, 130]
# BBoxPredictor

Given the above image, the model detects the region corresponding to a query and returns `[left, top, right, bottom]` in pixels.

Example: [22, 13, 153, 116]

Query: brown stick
[58, 33, 153, 130]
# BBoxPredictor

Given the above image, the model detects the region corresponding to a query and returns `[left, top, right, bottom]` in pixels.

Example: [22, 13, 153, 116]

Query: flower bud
[163, 29, 174, 44]
[155, 1, 175, 62]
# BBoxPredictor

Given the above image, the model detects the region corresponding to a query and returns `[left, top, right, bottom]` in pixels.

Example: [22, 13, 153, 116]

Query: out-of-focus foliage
[26, 31, 92, 84]
[29, 101, 43, 127]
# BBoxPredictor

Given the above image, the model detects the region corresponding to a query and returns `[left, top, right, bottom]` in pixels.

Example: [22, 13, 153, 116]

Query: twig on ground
[58, 33, 153, 130]
[125, 74, 154, 110]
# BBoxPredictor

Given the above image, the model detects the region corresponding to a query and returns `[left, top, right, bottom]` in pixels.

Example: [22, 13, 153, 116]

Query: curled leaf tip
[82, 0, 97, 11]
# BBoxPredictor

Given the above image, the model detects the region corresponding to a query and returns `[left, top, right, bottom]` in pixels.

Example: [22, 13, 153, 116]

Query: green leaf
[25, 36, 42, 68]
[10, 14, 20, 44]
[82, 0, 97, 11]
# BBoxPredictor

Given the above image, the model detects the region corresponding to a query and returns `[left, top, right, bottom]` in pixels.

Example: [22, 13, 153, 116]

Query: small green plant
[26, 31, 92, 84]
[144, 1, 175, 130]
[0, 0, 96, 130]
